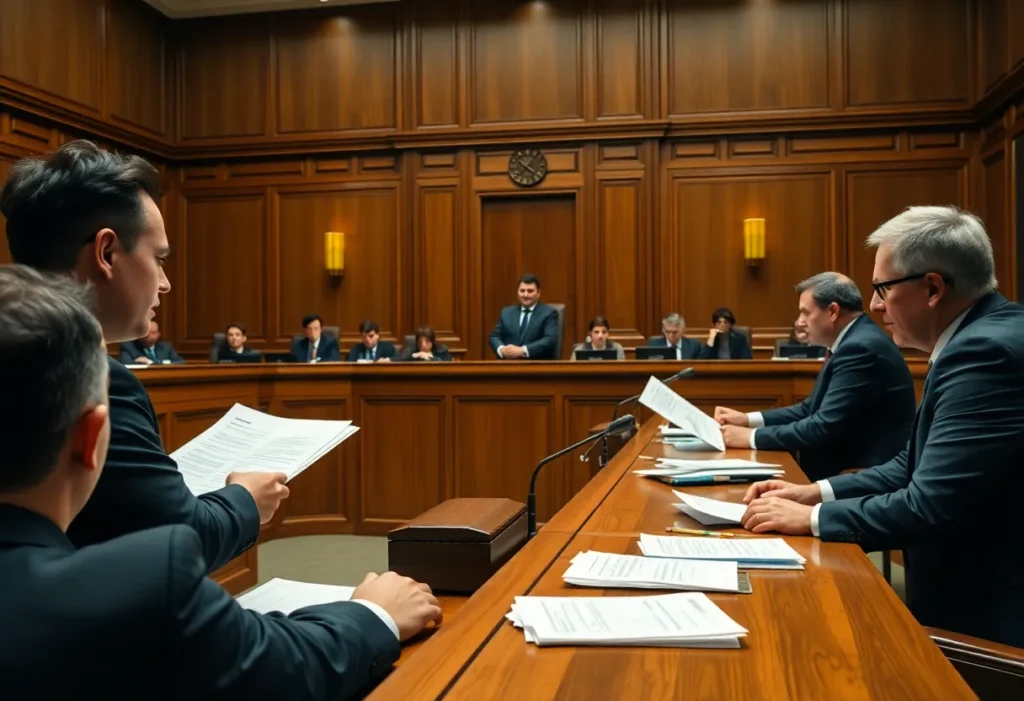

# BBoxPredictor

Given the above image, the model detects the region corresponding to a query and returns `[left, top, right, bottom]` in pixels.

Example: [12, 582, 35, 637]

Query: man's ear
[92, 229, 118, 281]
[69, 404, 110, 472]
[926, 272, 947, 308]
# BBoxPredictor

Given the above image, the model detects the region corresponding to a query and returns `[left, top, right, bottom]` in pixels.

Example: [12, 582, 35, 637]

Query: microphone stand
[527, 415, 635, 539]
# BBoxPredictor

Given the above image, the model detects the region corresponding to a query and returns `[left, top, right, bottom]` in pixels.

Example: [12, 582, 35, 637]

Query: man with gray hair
[741, 206, 1024, 647]
[0, 265, 443, 698]
[646, 312, 704, 359]
[716, 272, 914, 480]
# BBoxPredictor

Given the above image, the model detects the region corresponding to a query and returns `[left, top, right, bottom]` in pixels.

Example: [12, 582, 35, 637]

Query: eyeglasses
[872, 273, 953, 301]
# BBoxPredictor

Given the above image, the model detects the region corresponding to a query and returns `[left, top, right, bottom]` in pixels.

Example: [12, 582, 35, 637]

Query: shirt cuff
[522, 346, 529, 358]
[817, 479, 835, 502]
[497, 346, 505, 358]
[810, 503, 822, 537]
[746, 412, 765, 428]
[748, 428, 758, 450]
[352, 599, 400, 640]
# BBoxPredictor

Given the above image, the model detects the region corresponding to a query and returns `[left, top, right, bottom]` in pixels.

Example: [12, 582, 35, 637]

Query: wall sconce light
[743, 218, 765, 266]
[325, 231, 345, 278]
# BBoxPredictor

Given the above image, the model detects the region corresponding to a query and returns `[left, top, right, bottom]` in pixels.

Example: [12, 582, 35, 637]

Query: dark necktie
[308, 342, 315, 362]
[145, 347, 156, 362]
[519, 308, 532, 340]
[824, 348, 833, 361]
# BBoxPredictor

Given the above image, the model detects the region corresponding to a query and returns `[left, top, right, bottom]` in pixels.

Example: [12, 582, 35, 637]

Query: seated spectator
[216, 324, 262, 363]
[347, 320, 397, 363]
[571, 316, 625, 360]
[290, 314, 340, 363]
[645, 313, 703, 360]
[398, 327, 452, 362]
[118, 321, 184, 365]
[703, 307, 753, 359]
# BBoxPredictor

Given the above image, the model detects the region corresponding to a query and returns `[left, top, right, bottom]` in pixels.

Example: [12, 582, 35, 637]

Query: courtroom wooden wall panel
[468, 0, 583, 123]
[413, 181, 464, 345]
[844, 0, 971, 108]
[275, 187, 403, 345]
[594, 0, 646, 119]
[595, 178, 647, 344]
[412, 1, 459, 129]
[844, 166, 967, 309]
[666, 171, 832, 330]
[982, 148, 1012, 292]
[177, 16, 270, 140]
[664, 0, 830, 116]
[181, 194, 267, 345]
[358, 396, 446, 531]
[274, 5, 399, 134]
[107, 0, 168, 137]
[0, 0, 104, 112]
[480, 195, 577, 358]
[980, 0, 1010, 93]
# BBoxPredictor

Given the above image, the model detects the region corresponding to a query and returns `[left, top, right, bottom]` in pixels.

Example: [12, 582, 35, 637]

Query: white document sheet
[639, 377, 725, 452]
[638, 534, 806, 567]
[505, 592, 747, 647]
[563, 551, 739, 592]
[671, 491, 747, 525]
[236, 578, 355, 615]
[171, 403, 359, 495]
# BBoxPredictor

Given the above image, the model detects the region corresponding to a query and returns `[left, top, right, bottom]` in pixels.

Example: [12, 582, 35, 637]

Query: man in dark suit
[0, 265, 442, 699]
[291, 314, 341, 363]
[646, 313, 704, 359]
[715, 273, 915, 480]
[118, 320, 184, 365]
[347, 319, 397, 362]
[2, 140, 287, 572]
[741, 206, 1024, 647]
[489, 273, 560, 360]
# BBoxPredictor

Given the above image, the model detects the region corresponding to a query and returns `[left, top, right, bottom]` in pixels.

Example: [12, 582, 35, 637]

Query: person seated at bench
[398, 326, 452, 362]
[570, 316, 625, 360]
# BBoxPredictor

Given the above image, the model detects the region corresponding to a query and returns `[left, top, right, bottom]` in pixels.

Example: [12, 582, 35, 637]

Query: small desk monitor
[218, 350, 263, 364]
[263, 352, 296, 364]
[575, 348, 618, 361]
[635, 346, 675, 360]
[776, 343, 827, 359]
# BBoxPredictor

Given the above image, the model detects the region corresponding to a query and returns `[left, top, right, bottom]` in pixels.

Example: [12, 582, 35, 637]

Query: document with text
[563, 550, 739, 592]
[171, 403, 359, 495]
[671, 490, 747, 525]
[639, 377, 725, 451]
[638, 534, 805, 569]
[235, 578, 355, 615]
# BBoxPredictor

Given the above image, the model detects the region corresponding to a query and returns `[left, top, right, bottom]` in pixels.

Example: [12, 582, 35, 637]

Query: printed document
[639, 377, 725, 451]
[236, 578, 355, 615]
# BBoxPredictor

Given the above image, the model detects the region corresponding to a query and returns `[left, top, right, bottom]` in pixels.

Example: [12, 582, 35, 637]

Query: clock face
[508, 149, 548, 187]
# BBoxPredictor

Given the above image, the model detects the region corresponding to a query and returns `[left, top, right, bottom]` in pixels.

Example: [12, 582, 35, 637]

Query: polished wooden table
[371, 416, 975, 700]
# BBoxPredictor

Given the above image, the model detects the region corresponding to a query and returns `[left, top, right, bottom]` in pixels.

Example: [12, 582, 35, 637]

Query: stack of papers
[236, 578, 356, 614]
[171, 404, 360, 495]
[639, 378, 725, 452]
[634, 458, 783, 483]
[671, 490, 748, 526]
[563, 551, 740, 592]
[639, 534, 806, 570]
[506, 592, 747, 648]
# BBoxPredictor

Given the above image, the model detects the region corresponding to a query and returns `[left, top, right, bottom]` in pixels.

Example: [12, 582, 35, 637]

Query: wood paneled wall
[1, 0, 1024, 357]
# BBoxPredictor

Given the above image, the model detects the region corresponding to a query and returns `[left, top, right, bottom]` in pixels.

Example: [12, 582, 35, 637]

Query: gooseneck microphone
[526, 414, 636, 540]
[600, 367, 696, 467]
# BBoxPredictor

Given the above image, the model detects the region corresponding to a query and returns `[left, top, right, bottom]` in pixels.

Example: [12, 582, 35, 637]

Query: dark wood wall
[1, 0, 1023, 358]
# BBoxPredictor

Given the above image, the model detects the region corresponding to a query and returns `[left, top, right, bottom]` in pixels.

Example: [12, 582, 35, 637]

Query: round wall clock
[508, 149, 548, 187]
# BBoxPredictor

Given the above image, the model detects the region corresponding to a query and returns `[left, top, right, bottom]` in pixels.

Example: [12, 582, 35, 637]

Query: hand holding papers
[639, 377, 725, 451]
[563, 551, 740, 592]
[236, 578, 355, 615]
[171, 403, 359, 495]
[639, 534, 806, 570]
[506, 592, 747, 648]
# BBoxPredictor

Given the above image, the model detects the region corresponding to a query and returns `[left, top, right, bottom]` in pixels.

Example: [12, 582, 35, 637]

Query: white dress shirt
[809, 306, 974, 536]
[351, 600, 399, 639]
[746, 316, 860, 448]
[308, 338, 320, 363]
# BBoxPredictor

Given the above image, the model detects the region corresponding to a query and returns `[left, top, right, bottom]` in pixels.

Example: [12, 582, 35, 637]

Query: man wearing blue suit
[347, 319, 398, 362]
[646, 313, 704, 359]
[0, 266, 442, 699]
[715, 273, 915, 480]
[741, 206, 1024, 647]
[489, 273, 560, 360]
[291, 314, 341, 363]
[118, 320, 184, 365]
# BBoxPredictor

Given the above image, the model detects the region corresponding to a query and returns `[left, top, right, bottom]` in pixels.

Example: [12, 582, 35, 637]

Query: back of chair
[548, 303, 566, 359]
[210, 333, 226, 364]
[323, 326, 340, 340]
[403, 334, 416, 354]
[733, 325, 753, 350]
[927, 627, 1024, 700]
[774, 338, 785, 357]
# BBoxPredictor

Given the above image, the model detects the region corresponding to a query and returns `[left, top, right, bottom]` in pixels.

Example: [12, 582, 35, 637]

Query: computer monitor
[635, 346, 675, 360]
[263, 352, 296, 364]
[574, 348, 618, 361]
[218, 350, 263, 364]
[776, 343, 827, 359]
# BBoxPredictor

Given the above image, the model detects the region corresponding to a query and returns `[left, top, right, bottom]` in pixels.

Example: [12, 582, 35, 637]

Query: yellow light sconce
[743, 218, 765, 266]
[325, 231, 345, 278]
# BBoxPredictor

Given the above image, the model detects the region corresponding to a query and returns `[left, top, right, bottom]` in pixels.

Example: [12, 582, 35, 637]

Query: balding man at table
[715, 272, 915, 481]
[741, 206, 1024, 648]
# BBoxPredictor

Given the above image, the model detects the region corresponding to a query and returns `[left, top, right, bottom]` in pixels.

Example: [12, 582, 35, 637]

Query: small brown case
[387, 498, 527, 594]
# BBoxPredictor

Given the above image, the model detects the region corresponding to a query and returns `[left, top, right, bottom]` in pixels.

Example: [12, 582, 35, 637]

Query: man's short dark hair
[301, 314, 323, 329]
[359, 319, 380, 335]
[519, 273, 541, 289]
[226, 323, 246, 335]
[589, 315, 611, 331]
[711, 307, 736, 325]
[0, 265, 108, 492]
[1, 140, 162, 272]
[795, 272, 864, 313]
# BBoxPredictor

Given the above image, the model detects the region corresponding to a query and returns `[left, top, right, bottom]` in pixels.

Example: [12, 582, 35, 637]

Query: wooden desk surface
[370, 418, 974, 700]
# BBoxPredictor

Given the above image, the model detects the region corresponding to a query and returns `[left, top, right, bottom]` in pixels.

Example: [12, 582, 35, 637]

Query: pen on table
[665, 527, 753, 538]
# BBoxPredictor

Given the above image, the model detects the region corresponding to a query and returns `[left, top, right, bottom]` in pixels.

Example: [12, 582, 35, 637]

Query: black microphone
[527, 414, 636, 539]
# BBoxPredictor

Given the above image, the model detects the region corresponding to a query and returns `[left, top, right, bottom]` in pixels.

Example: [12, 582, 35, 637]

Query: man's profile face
[662, 323, 683, 345]
[797, 289, 834, 347]
[518, 283, 540, 307]
[304, 319, 322, 342]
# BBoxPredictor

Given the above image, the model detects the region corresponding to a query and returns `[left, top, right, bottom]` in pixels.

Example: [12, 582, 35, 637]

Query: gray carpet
[246, 535, 907, 602]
